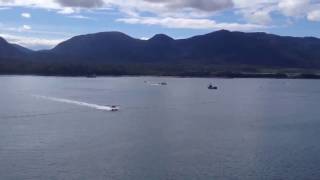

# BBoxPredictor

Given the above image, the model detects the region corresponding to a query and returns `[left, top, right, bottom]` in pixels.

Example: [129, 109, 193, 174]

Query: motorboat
[208, 84, 218, 90]
[110, 105, 120, 111]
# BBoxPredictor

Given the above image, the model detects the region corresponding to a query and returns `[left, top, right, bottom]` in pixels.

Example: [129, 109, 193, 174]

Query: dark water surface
[1, 76, 320, 180]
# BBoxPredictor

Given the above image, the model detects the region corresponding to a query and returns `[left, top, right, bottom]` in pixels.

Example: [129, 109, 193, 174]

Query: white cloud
[0, 0, 319, 31]
[21, 12, 31, 18]
[142, 0, 233, 12]
[57, 7, 76, 14]
[112, 0, 320, 27]
[278, 0, 310, 17]
[0, 25, 73, 36]
[0, 23, 73, 49]
[244, 10, 272, 25]
[22, 25, 31, 30]
[0, 0, 60, 10]
[68, 15, 93, 20]
[0, 0, 235, 18]
[308, 10, 320, 21]
[234, 0, 320, 25]
[0, 33, 65, 50]
[117, 17, 265, 31]
[0, 6, 10, 10]
[0, 0, 267, 31]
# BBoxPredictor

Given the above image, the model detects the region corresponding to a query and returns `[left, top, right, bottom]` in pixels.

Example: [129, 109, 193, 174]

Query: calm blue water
[1, 76, 320, 180]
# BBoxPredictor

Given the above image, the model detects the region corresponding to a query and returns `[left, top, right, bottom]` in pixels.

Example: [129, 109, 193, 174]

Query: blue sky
[0, 0, 320, 50]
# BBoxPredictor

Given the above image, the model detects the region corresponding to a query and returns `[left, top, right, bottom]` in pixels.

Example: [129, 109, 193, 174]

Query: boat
[160, 82, 167, 85]
[110, 105, 120, 111]
[208, 84, 218, 90]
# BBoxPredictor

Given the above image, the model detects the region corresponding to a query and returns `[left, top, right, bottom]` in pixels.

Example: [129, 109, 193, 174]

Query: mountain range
[1, 30, 320, 76]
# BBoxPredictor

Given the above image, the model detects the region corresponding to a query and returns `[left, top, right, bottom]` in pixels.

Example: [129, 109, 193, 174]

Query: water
[1, 76, 320, 180]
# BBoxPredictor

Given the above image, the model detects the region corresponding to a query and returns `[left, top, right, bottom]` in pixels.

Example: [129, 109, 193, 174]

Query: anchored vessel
[208, 84, 218, 90]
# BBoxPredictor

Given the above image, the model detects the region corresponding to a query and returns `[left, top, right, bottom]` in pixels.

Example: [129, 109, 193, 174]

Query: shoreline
[1, 73, 320, 79]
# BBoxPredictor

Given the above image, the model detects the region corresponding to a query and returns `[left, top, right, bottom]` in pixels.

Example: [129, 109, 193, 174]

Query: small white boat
[110, 105, 120, 111]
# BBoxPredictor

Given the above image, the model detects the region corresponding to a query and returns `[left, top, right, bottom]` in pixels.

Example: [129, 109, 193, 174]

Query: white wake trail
[33, 95, 114, 111]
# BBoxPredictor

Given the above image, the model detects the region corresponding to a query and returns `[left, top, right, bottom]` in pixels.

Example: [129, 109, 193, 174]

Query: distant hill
[2, 30, 320, 76]
[11, 44, 33, 54]
[51, 32, 145, 63]
[45, 30, 320, 68]
[0, 37, 29, 59]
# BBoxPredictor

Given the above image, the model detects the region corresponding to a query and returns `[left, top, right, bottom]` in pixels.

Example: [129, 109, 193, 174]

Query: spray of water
[33, 95, 116, 111]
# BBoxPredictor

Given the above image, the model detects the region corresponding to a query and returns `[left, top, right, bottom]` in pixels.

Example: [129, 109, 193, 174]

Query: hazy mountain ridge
[1, 30, 320, 70]
[50, 30, 320, 68]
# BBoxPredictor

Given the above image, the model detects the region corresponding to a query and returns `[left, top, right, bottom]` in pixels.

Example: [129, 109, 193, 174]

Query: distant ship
[208, 84, 218, 90]
[147, 81, 168, 86]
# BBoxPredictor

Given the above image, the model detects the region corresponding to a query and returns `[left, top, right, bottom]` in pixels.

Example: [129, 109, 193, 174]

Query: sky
[0, 0, 320, 50]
